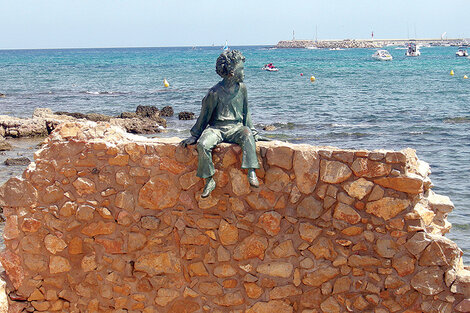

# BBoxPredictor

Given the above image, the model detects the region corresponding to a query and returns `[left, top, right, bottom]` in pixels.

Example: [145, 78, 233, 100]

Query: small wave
[443, 117, 470, 124]
[408, 131, 431, 135]
[80, 91, 128, 95]
[452, 223, 470, 231]
[255, 122, 297, 130]
[325, 132, 370, 139]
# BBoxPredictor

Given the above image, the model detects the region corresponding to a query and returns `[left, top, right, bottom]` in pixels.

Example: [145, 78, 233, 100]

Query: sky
[1, 0, 469, 49]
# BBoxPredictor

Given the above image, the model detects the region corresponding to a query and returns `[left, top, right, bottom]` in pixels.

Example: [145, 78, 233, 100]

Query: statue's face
[232, 62, 245, 83]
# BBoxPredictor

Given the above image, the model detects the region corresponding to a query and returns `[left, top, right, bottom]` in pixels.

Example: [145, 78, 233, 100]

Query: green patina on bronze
[181, 50, 267, 197]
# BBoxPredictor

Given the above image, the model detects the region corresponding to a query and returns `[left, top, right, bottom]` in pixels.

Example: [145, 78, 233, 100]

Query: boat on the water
[456, 46, 468, 57]
[405, 43, 421, 56]
[372, 50, 393, 61]
[262, 63, 279, 72]
[329, 47, 344, 51]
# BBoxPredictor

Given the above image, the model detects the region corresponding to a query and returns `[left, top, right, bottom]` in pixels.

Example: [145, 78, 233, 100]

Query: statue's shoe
[201, 179, 216, 198]
[248, 172, 259, 188]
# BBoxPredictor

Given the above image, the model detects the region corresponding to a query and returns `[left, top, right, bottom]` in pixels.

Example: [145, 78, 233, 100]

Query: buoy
[450, 70, 454, 76]
[464, 75, 468, 79]
[300, 73, 303, 76]
[163, 79, 170, 88]
[310, 76, 316, 82]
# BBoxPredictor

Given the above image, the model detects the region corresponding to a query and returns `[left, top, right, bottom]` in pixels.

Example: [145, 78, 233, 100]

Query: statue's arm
[242, 84, 257, 136]
[191, 90, 216, 138]
[242, 84, 270, 141]
[181, 90, 217, 147]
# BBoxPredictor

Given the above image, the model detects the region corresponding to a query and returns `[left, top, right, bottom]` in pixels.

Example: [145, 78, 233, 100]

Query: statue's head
[216, 50, 245, 81]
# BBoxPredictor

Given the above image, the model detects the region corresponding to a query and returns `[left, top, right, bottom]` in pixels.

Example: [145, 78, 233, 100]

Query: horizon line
[0, 44, 273, 52]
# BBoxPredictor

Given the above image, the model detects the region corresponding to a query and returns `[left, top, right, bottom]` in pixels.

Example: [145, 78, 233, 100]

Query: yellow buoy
[450, 70, 454, 76]
[163, 78, 170, 88]
[464, 75, 468, 79]
[310, 76, 316, 82]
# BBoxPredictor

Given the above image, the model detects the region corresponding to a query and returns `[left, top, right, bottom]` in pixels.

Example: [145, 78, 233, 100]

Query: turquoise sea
[0, 46, 469, 262]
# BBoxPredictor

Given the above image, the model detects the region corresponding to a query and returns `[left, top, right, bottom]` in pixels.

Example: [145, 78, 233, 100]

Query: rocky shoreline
[0, 105, 197, 143]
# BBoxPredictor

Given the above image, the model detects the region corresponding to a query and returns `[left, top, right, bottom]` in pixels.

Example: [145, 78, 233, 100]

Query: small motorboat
[456, 46, 469, 57]
[405, 43, 421, 56]
[262, 63, 279, 72]
[372, 50, 393, 61]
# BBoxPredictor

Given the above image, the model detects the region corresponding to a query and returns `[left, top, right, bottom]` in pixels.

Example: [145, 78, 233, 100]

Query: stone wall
[0, 122, 469, 313]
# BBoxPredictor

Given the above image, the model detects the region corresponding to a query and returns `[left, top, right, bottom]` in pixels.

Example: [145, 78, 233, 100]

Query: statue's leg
[196, 128, 222, 178]
[225, 125, 260, 187]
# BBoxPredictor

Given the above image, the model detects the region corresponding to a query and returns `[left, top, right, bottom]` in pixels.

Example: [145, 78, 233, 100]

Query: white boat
[262, 63, 279, 72]
[329, 47, 344, 51]
[372, 50, 393, 61]
[456, 46, 468, 57]
[405, 43, 421, 56]
[306, 46, 318, 50]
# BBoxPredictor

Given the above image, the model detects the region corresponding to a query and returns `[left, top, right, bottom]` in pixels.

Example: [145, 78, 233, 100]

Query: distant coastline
[275, 38, 468, 49]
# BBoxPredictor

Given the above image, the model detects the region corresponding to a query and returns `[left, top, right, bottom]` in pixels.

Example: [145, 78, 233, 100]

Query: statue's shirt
[190, 82, 257, 138]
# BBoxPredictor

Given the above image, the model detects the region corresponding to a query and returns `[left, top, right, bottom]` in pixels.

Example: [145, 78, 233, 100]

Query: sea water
[0, 46, 469, 262]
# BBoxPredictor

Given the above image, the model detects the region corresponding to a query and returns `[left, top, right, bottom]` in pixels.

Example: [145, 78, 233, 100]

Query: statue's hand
[255, 135, 272, 142]
[180, 136, 198, 147]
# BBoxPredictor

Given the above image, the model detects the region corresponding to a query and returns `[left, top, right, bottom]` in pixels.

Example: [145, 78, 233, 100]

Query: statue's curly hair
[215, 50, 245, 78]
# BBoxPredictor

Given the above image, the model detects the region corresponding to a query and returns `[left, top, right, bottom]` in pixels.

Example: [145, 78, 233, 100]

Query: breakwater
[0, 121, 469, 312]
[276, 38, 467, 49]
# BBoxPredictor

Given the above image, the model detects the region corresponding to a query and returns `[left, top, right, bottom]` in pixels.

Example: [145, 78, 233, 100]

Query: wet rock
[4, 157, 30, 166]
[119, 112, 137, 118]
[262, 125, 277, 131]
[110, 117, 165, 134]
[55, 111, 87, 119]
[0, 139, 12, 151]
[136, 105, 160, 119]
[85, 113, 111, 122]
[160, 105, 174, 117]
[178, 111, 195, 120]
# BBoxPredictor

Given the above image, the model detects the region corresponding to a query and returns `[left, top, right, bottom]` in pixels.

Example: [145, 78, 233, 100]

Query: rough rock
[178, 111, 195, 120]
[160, 105, 174, 117]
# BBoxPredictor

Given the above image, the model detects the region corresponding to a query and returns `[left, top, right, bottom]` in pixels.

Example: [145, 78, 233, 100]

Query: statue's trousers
[196, 124, 259, 178]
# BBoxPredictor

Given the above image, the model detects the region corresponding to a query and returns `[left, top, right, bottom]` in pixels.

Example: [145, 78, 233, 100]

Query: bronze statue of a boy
[181, 50, 266, 198]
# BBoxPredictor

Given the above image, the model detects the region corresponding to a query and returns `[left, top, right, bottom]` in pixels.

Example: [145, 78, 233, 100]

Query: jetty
[276, 38, 468, 49]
